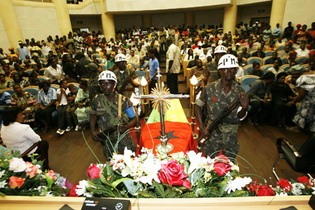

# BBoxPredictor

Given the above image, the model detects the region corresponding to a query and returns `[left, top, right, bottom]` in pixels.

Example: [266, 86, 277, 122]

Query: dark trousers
[167, 73, 178, 94]
[149, 79, 157, 94]
[66, 105, 78, 127]
[35, 106, 56, 128]
[23, 140, 49, 169]
[57, 105, 67, 129]
[249, 100, 272, 123]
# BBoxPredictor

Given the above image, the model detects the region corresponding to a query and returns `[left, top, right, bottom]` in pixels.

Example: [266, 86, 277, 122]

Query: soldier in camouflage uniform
[90, 70, 137, 159]
[113, 54, 139, 98]
[196, 54, 249, 161]
[86, 63, 99, 101]
[206, 45, 226, 84]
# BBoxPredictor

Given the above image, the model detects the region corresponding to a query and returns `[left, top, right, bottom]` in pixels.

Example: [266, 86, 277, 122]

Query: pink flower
[213, 155, 232, 176]
[46, 170, 56, 181]
[9, 176, 25, 189]
[86, 164, 101, 181]
[158, 159, 191, 189]
[25, 162, 37, 179]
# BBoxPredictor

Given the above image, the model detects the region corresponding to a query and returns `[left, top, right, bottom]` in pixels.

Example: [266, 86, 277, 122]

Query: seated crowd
[0, 20, 314, 159]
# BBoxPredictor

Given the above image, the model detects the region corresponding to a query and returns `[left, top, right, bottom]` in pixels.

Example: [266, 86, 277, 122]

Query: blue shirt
[149, 58, 159, 81]
[38, 87, 57, 105]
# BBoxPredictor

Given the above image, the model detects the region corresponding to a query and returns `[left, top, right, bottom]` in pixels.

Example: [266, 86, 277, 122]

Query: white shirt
[1, 122, 41, 155]
[166, 44, 181, 74]
[44, 64, 63, 82]
[57, 88, 70, 105]
[193, 48, 203, 56]
[199, 51, 212, 60]
[295, 48, 310, 57]
[235, 67, 244, 78]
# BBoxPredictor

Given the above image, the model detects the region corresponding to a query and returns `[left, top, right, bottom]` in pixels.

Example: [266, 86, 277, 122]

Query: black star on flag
[154, 130, 179, 141]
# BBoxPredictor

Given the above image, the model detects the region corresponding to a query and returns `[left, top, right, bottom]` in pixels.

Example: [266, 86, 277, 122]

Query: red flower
[158, 159, 191, 189]
[9, 176, 25, 189]
[297, 176, 311, 189]
[68, 183, 79, 197]
[25, 162, 37, 179]
[277, 179, 292, 192]
[212, 96, 217, 102]
[86, 164, 101, 181]
[257, 185, 276, 196]
[213, 155, 231, 176]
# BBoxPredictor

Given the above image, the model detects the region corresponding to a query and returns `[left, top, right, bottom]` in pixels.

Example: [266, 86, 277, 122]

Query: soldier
[113, 54, 139, 98]
[86, 63, 99, 101]
[207, 45, 227, 84]
[90, 70, 137, 159]
[196, 54, 249, 161]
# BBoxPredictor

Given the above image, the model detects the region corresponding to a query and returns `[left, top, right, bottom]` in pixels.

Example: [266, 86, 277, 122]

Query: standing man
[86, 63, 100, 101]
[90, 70, 136, 159]
[166, 39, 181, 94]
[114, 54, 139, 98]
[17, 42, 30, 61]
[196, 54, 249, 161]
[147, 49, 159, 93]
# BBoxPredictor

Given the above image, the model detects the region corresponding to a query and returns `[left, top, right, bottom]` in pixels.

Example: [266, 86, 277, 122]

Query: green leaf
[112, 177, 132, 188]
[153, 181, 165, 198]
[138, 191, 157, 198]
[123, 179, 139, 195]
[219, 178, 228, 196]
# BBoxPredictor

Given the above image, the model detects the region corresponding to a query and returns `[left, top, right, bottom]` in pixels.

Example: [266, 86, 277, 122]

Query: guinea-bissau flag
[136, 99, 198, 155]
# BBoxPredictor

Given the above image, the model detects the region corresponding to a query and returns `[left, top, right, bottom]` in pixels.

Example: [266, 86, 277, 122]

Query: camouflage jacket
[196, 79, 245, 127]
[113, 67, 137, 92]
[90, 92, 131, 131]
[88, 73, 99, 101]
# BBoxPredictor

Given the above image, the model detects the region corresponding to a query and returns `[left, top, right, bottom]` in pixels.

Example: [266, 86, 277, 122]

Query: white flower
[0, 180, 7, 188]
[291, 183, 305, 195]
[45, 191, 54, 197]
[187, 151, 206, 174]
[9, 157, 27, 172]
[76, 180, 90, 196]
[225, 177, 252, 194]
[0, 170, 5, 178]
[137, 158, 161, 185]
[276, 191, 288, 196]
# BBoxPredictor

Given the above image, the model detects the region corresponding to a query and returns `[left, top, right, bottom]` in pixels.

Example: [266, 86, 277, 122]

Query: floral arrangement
[0, 151, 71, 196]
[69, 147, 315, 198]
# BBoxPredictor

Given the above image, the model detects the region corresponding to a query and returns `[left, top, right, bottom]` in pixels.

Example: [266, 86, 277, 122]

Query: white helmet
[218, 54, 239, 69]
[115, 53, 127, 63]
[98, 70, 117, 83]
[214, 45, 227, 54]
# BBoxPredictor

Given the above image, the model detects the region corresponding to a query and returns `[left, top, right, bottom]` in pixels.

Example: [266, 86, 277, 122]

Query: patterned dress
[293, 75, 315, 132]
[196, 79, 245, 160]
[11, 92, 36, 122]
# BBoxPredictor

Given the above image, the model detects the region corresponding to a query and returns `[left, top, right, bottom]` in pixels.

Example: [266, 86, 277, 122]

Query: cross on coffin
[136, 67, 189, 154]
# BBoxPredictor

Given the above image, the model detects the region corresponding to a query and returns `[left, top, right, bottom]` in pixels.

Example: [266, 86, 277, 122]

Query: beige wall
[152, 13, 185, 27]
[68, 2, 101, 15]
[0, 16, 11, 54]
[282, 0, 315, 30]
[106, 0, 230, 13]
[114, 15, 142, 30]
[15, 5, 61, 42]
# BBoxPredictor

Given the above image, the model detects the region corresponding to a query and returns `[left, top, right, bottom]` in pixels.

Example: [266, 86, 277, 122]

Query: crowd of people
[0, 19, 314, 160]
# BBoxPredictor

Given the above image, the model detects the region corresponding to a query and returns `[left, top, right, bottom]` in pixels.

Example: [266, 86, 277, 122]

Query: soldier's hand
[239, 92, 249, 109]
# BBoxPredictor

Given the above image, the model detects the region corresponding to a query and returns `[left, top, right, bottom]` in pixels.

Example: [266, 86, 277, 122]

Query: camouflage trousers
[201, 124, 239, 161]
[98, 131, 136, 160]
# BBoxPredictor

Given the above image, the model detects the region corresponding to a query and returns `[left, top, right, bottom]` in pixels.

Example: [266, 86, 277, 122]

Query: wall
[195, 8, 224, 26]
[0, 16, 10, 54]
[68, 2, 101, 15]
[71, 15, 102, 32]
[14, 5, 61, 41]
[152, 13, 184, 27]
[282, 0, 315, 30]
[106, 0, 230, 13]
[237, 3, 271, 25]
[114, 15, 142, 30]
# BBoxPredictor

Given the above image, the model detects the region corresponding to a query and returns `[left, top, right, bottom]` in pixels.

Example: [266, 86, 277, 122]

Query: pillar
[223, 0, 237, 34]
[0, 0, 24, 47]
[100, 0, 115, 41]
[270, 0, 287, 31]
[53, 0, 72, 36]
[142, 14, 151, 28]
[185, 12, 195, 27]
